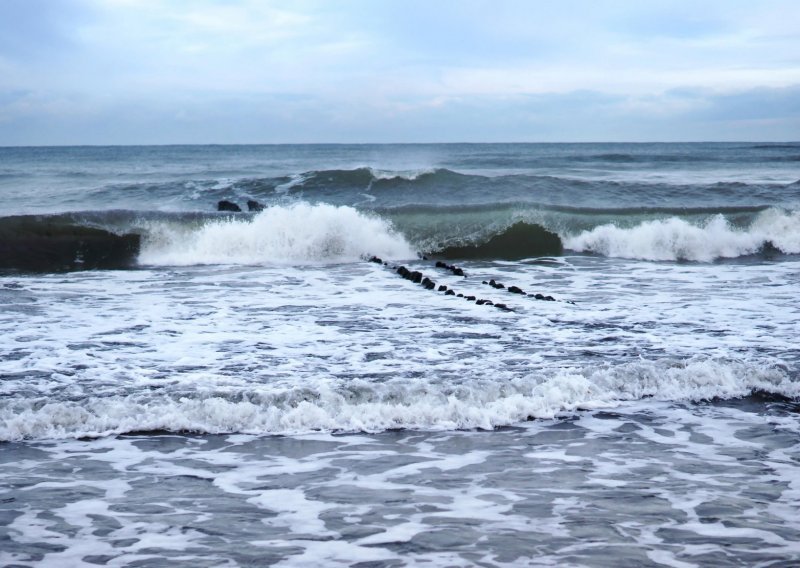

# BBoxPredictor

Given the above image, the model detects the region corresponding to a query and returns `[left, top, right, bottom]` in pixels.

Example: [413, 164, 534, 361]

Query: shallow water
[3, 399, 800, 567]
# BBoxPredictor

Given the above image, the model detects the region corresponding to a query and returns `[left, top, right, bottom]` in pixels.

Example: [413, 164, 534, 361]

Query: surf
[138, 202, 416, 266]
[2, 357, 794, 441]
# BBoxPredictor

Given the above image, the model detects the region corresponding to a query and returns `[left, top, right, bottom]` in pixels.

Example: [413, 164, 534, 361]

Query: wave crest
[1, 358, 794, 441]
[563, 209, 800, 261]
[138, 203, 415, 266]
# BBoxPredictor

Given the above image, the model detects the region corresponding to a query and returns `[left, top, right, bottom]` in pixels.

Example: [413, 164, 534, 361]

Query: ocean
[1, 142, 799, 567]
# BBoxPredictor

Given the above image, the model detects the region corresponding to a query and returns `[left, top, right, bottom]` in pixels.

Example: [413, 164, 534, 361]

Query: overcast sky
[1, 0, 799, 144]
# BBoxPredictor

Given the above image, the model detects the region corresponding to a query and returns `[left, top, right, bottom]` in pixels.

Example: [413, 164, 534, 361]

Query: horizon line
[2, 140, 799, 149]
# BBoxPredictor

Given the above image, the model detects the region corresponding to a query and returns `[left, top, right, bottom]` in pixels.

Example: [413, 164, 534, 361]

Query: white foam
[274, 172, 312, 193]
[368, 167, 437, 181]
[1, 358, 794, 441]
[138, 202, 415, 265]
[563, 209, 800, 261]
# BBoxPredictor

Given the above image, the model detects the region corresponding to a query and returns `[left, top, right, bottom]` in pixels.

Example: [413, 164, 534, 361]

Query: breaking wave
[138, 202, 415, 266]
[2, 205, 798, 272]
[563, 208, 800, 261]
[1, 358, 795, 441]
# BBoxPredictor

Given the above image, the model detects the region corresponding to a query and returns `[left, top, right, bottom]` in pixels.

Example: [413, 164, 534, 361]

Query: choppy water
[1, 143, 799, 566]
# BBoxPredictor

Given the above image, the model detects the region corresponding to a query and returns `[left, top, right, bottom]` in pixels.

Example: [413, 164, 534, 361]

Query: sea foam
[138, 202, 415, 266]
[564, 208, 800, 261]
[1, 358, 794, 441]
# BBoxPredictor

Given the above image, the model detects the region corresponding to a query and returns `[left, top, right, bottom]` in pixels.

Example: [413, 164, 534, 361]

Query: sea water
[1, 143, 799, 566]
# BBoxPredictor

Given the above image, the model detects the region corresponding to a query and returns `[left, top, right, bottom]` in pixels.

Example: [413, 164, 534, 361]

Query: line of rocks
[368, 256, 512, 311]
[483, 278, 575, 304]
[217, 200, 265, 212]
[434, 260, 466, 277]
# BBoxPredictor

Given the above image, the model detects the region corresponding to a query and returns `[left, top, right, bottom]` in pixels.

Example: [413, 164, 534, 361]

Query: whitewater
[1, 143, 799, 567]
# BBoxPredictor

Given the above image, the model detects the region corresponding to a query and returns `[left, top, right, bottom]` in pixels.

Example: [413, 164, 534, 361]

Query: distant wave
[1, 357, 794, 440]
[750, 144, 800, 149]
[17, 166, 799, 217]
[275, 167, 466, 195]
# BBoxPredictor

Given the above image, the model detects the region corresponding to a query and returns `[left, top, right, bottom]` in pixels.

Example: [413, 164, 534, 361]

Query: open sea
[1, 142, 799, 567]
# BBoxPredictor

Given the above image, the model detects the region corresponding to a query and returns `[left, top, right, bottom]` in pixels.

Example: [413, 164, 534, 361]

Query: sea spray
[138, 202, 416, 265]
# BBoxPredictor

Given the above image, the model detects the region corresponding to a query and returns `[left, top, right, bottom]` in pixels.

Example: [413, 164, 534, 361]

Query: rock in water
[247, 200, 265, 212]
[217, 200, 242, 212]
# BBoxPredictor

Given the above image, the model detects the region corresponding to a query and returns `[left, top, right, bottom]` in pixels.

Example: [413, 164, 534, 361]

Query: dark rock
[246, 200, 265, 212]
[397, 266, 410, 278]
[368, 256, 383, 264]
[508, 286, 525, 294]
[217, 200, 242, 212]
[494, 303, 510, 311]
[445, 290, 455, 296]
[476, 299, 487, 305]
[534, 293, 545, 300]
[421, 277, 435, 290]
[457, 293, 464, 297]
[410, 271, 423, 283]
[433, 261, 467, 277]
[545, 295, 555, 301]
[438, 285, 448, 292]
[466, 295, 476, 301]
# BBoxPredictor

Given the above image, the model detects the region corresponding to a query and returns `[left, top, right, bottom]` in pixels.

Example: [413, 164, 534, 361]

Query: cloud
[0, 0, 798, 143]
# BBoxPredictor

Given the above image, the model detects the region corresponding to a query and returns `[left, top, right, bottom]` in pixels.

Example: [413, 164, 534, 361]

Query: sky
[1, 0, 799, 144]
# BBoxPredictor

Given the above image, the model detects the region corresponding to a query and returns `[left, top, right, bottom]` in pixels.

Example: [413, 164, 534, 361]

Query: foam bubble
[563, 209, 800, 261]
[138, 202, 415, 266]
